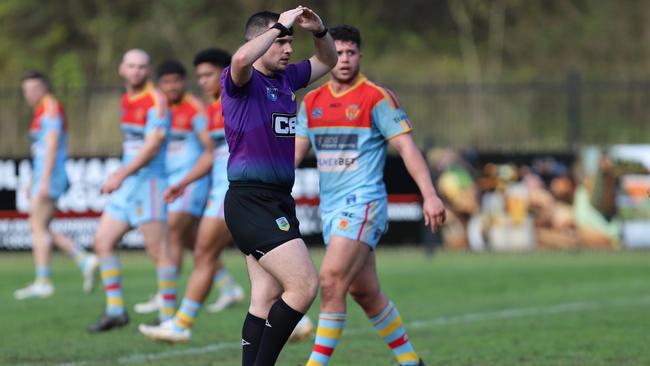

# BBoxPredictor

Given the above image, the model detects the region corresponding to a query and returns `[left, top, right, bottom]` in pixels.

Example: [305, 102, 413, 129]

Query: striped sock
[213, 268, 235, 294]
[173, 297, 201, 332]
[306, 313, 347, 366]
[370, 300, 420, 365]
[100, 255, 124, 316]
[35, 265, 51, 283]
[157, 266, 177, 321]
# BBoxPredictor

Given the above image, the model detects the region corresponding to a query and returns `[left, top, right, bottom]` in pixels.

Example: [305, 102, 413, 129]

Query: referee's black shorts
[224, 181, 302, 260]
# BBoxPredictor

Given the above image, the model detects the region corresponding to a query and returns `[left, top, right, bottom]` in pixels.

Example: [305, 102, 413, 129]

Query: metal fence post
[567, 71, 582, 149]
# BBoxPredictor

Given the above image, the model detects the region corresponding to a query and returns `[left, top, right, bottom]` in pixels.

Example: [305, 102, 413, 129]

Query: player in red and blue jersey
[14, 71, 98, 301]
[88, 49, 177, 333]
[296, 25, 445, 366]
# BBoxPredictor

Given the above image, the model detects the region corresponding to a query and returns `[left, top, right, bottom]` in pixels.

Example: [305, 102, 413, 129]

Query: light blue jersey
[297, 75, 412, 213]
[30, 94, 69, 198]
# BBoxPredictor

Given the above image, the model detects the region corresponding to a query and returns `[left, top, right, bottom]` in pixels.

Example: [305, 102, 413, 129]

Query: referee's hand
[423, 195, 446, 233]
[278, 7, 305, 29]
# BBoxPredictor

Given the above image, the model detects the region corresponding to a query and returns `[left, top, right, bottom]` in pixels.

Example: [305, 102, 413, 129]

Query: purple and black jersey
[221, 60, 311, 190]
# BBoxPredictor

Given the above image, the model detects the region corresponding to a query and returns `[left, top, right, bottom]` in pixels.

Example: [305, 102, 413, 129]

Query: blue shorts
[105, 176, 167, 227]
[203, 157, 228, 219]
[321, 199, 388, 248]
[166, 171, 209, 218]
[31, 170, 69, 200]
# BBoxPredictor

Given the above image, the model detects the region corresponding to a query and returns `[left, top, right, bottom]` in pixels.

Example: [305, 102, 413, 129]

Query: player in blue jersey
[222, 7, 337, 365]
[87, 49, 177, 333]
[295, 25, 445, 366]
[14, 71, 98, 300]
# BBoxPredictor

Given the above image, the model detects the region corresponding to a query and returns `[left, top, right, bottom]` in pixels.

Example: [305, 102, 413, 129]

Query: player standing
[295, 25, 445, 366]
[14, 71, 98, 300]
[87, 49, 177, 333]
[222, 8, 336, 365]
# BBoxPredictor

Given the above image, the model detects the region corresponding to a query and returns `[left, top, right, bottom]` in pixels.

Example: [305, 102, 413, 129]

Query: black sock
[253, 298, 305, 366]
[242, 312, 266, 366]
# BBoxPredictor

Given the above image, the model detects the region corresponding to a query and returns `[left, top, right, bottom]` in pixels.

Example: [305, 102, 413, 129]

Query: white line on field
[16, 295, 650, 366]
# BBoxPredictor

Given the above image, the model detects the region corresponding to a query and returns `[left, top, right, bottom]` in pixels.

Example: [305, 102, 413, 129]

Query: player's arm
[101, 128, 165, 194]
[38, 129, 60, 198]
[295, 8, 337, 84]
[165, 131, 214, 202]
[230, 7, 305, 87]
[389, 133, 446, 232]
[295, 137, 311, 167]
[295, 100, 311, 167]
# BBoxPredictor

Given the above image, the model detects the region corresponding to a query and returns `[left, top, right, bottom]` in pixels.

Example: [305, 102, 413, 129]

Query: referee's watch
[271, 23, 293, 37]
[314, 27, 328, 38]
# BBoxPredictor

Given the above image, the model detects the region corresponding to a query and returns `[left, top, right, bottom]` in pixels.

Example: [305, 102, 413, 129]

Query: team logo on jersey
[345, 104, 360, 120]
[346, 194, 357, 204]
[266, 87, 279, 102]
[272, 113, 297, 137]
[276, 216, 290, 231]
[338, 219, 350, 231]
[311, 108, 323, 119]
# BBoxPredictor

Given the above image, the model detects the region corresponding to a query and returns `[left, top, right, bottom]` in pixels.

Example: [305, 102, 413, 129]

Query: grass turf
[1, 248, 649, 365]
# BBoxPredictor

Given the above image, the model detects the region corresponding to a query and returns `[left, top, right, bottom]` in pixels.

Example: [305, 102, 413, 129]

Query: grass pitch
[1, 247, 649, 365]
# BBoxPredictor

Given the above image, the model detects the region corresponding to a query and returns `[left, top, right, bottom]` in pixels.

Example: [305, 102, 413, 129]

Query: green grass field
[1, 248, 650, 366]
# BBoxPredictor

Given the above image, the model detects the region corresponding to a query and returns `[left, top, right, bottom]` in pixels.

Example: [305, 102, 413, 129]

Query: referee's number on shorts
[272, 113, 296, 137]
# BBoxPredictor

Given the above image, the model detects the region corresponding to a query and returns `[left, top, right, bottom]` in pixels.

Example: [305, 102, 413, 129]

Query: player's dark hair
[156, 59, 186, 79]
[193, 48, 232, 69]
[245, 11, 280, 40]
[21, 70, 51, 90]
[330, 24, 362, 49]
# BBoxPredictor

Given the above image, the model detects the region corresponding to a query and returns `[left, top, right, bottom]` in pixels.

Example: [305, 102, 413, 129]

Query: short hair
[193, 48, 232, 69]
[21, 70, 51, 90]
[330, 24, 362, 49]
[245, 11, 280, 40]
[156, 59, 186, 79]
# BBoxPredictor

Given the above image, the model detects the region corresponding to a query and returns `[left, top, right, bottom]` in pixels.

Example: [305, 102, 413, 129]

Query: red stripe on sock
[162, 294, 176, 301]
[105, 283, 120, 291]
[388, 334, 408, 349]
[313, 344, 334, 356]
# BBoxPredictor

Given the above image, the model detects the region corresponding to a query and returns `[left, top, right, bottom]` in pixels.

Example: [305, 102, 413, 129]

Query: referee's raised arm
[230, 7, 305, 86]
[295, 7, 337, 84]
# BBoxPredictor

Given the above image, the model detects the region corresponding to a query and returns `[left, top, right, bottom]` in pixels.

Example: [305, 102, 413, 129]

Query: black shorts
[224, 181, 301, 260]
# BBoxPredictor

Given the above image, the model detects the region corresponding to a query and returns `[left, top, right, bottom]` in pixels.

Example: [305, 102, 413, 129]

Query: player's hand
[296, 6, 325, 33]
[422, 195, 446, 233]
[36, 183, 49, 200]
[164, 183, 185, 203]
[277, 7, 305, 29]
[101, 170, 126, 194]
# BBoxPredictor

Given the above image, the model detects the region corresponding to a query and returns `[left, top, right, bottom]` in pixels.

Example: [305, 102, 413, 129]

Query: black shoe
[418, 359, 425, 366]
[87, 312, 129, 333]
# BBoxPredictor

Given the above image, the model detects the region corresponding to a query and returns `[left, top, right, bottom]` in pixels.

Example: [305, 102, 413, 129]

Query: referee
[221, 7, 336, 366]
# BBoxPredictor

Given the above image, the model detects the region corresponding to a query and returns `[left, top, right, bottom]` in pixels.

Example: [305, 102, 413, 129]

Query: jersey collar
[327, 74, 367, 98]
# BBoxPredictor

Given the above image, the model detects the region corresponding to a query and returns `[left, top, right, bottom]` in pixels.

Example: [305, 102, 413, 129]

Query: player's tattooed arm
[231, 7, 305, 86]
[389, 133, 446, 232]
[165, 130, 214, 203]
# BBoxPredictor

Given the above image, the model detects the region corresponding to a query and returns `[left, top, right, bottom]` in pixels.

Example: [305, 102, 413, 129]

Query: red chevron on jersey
[206, 97, 224, 132]
[121, 83, 167, 127]
[171, 93, 204, 132]
[31, 94, 66, 132]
